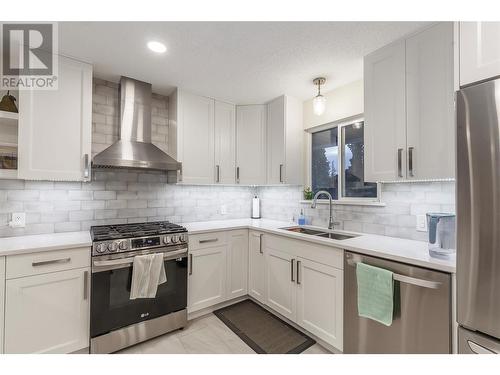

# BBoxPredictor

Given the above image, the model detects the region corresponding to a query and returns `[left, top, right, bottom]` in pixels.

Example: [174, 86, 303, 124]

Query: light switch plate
[9, 212, 26, 228]
[416, 214, 427, 232]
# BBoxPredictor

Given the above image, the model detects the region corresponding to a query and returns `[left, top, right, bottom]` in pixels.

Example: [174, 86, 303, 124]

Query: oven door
[90, 248, 188, 338]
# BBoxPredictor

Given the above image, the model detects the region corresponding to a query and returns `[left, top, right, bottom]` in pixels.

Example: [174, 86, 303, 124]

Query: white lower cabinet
[296, 257, 343, 351]
[226, 230, 248, 299]
[248, 231, 267, 304]
[188, 245, 227, 313]
[187, 229, 344, 351]
[265, 248, 296, 321]
[0, 257, 5, 354]
[4, 267, 90, 354]
[188, 230, 250, 313]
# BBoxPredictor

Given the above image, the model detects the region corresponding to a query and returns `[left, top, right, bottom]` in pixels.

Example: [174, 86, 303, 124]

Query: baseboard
[188, 296, 248, 320]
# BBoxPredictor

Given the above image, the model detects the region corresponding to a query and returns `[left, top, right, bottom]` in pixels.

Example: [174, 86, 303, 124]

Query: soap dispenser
[298, 209, 306, 225]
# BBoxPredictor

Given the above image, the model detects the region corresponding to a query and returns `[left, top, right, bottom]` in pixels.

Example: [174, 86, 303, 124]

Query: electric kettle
[426, 213, 456, 258]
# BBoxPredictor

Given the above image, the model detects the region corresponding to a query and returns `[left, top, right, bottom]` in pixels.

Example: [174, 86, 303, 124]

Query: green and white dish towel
[356, 262, 394, 326]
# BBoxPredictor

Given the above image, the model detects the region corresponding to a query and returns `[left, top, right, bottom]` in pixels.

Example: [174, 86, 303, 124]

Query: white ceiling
[59, 22, 429, 103]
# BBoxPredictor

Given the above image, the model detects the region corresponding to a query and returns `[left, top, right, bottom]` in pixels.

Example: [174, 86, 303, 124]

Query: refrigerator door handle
[468, 340, 498, 354]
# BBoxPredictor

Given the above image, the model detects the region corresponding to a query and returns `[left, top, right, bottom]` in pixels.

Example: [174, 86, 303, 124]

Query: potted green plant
[303, 186, 313, 200]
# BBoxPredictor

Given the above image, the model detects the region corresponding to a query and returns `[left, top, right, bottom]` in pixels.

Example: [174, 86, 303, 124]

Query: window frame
[306, 114, 380, 204]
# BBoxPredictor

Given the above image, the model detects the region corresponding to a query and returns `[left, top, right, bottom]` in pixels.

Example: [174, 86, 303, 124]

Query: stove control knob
[95, 243, 106, 253]
[118, 241, 128, 251]
[107, 242, 118, 252]
[171, 235, 179, 244]
[179, 234, 187, 243]
[163, 236, 170, 245]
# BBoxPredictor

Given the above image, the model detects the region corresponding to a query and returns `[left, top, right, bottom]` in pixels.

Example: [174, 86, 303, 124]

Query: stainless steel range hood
[92, 77, 181, 172]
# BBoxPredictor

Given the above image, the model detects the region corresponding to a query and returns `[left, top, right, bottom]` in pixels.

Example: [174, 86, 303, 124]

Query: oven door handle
[93, 249, 188, 269]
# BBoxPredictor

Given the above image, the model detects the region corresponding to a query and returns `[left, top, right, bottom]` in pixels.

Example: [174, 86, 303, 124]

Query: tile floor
[117, 313, 331, 354]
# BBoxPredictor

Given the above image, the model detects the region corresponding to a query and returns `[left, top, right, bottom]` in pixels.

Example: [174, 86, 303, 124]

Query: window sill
[299, 199, 386, 207]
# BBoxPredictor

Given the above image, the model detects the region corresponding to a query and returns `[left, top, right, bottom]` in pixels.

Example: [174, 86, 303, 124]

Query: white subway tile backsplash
[259, 182, 455, 241]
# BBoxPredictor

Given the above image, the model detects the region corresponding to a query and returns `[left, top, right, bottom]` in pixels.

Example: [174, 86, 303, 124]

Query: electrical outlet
[416, 214, 427, 232]
[9, 212, 26, 228]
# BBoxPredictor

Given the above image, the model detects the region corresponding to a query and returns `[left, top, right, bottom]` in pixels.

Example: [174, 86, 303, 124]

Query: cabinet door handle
[279, 164, 284, 183]
[291, 259, 295, 282]
[259, 234, 263, 254]
[236, 167, 240, 183]
[83, 154, 90, 180]
[32, 258, 71, 267]
[178, 165, 183, 182]
[189, 254, 193, 275]
[408, 147, 415, 177]
[199, 238, 218, 244]
[397, 148, 403, 178]
[83, 270, 89, 300]
[296, 260, 301, 285]
[216, 165, 220, 183]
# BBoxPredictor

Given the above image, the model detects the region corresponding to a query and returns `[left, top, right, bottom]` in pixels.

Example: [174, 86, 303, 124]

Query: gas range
[89, 220, 189, 353]
[90, 221, 188, 256]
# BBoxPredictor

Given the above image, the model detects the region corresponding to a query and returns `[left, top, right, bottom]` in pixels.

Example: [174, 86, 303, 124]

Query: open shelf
[0, 110, 18, 127]
[0, 169, 17, 179]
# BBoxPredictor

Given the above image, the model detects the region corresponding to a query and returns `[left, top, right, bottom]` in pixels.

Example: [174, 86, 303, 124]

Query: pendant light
[312, 77, 326, 116]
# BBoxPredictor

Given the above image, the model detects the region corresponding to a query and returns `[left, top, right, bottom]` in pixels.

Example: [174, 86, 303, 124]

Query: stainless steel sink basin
[315, 232, 356, 240]
[280, 226, 358, 240]
[281, 227, 327, 235]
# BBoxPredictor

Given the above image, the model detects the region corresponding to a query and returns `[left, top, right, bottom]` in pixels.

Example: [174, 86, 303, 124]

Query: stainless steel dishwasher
[344, 251, 452, 353]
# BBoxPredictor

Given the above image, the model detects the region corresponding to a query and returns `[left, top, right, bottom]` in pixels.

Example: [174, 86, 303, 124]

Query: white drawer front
[0, 256, 5, 277]
[189, 231, 227, 251]
[6, 247, 90, 279]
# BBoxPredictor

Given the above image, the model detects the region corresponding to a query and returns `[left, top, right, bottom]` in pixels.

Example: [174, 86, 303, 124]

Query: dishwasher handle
[346, 257, 442, 290]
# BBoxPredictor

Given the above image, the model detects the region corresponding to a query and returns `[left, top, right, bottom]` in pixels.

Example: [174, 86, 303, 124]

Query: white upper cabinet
[18, 55, 92, 181]
[0, 257, 4, 354]
[365, 23, 455, 182]
[266, 95, 303, 185]
[406, 22, 455, 180]
[460, 22, 500, 86]
[175, 90, 215, 184]
[214, 100, 236, 184]
[236, 105, 267, 185]
[364, 40, 407, 182]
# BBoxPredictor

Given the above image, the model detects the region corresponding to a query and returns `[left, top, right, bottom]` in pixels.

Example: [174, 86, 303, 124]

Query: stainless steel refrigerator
[457, 77, 500, 354]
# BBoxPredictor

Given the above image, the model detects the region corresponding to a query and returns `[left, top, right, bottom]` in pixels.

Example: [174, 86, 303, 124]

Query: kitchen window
[310, 119, 378, 202]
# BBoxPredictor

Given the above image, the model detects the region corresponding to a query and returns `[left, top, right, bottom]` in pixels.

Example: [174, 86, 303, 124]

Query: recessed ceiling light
[147, 41, 167, 54]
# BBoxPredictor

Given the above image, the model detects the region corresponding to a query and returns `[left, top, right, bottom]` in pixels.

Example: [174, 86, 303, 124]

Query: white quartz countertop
[183, 219, 456, 273]
[0, 231, 92, 256]
[0, 219, 456, 273]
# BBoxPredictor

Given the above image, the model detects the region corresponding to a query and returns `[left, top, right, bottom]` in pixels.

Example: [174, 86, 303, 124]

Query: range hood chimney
[92, 76, 181, 172]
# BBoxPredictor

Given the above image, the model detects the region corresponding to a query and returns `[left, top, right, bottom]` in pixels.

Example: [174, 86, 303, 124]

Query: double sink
[280, 226, 358, 241]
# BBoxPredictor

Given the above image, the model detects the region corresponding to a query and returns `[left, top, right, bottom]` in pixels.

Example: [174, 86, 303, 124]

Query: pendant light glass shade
[312, 77, 326, 116]
[313, 94, 326, 116]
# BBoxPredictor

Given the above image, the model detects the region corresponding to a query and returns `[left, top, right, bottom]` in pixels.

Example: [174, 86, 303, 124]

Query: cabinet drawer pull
[291, 258, 295, 282]
[32, 258, 71, 267]
[296, 260, 301, 285]
[236, 167, 240, 183]
[199, 238, 218, 244]
[397, 148, 403, 178]
[216, 165, 220, 183]
[279, 164, 284, 183]
[83, 270, 89, 300]
[189, 254, 193, 275]
[259, 234, 263, 254]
